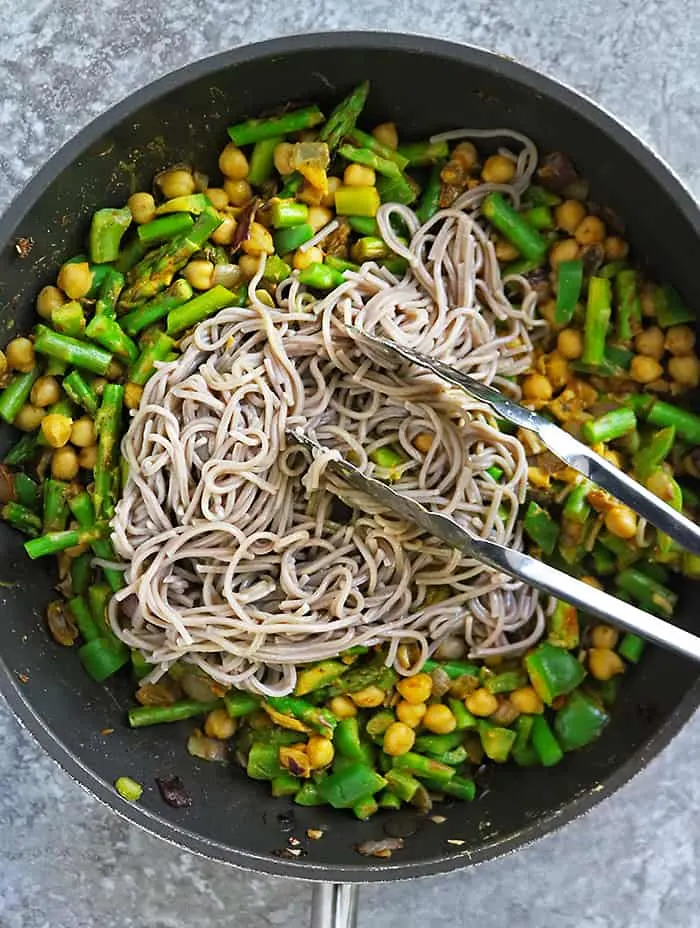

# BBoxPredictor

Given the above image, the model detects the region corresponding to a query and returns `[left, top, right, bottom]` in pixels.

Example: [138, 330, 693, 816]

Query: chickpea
[604, 505, 637, 539]
[124, 382, 144, 410]
[223, 179, 252, 208]
[452, 141, 479, 173]
[422, 704, 457, 734]
[57, 261, 92, 300]
[396, 672, 433, 705]
[481, 154, 516, 184]
[238, 254, 262, 280]
[538, 298, 557, 327]
[509, 686, 544, 715]
[298, 182, 323, 207]
[630, 354, 664, 384]
[588, 647, 625, 681]
[36, 285, 66, 320]
[51, 446, 80, 480]
[205, 187, 229, 210]
[70, 417, 97, 448]
[30, 375, 61, 408]
[575, 215, 606, 245]
[351, 685, 386, 708]
[307, 205, 333, 233]
[321, 175, 342, 209]
[211, 216, 238, 246]
[6, 337, 35, 373]
[293, 246, 324, 271]
[665, 325, 696, 357]
[604, 236, 629, 260]
[241, 222, 275, 257]
[413, 433, 433, 454]
[157, 169, 195, 199]
[554, 199, 586, 233]
[41, 414, 73, 449]
[307, 735, 335, 769]
[328, 695, 357, 719]
[204, 708, 237, 740]
[78, 445, 98, 469]
[372, 122, 399, 150]
[494, 239, 520, 262]
[396, 700, 427, 728]
[546, 351, 569, 391]
[669, 355, 700, 388]
[273, 142, 295, 176]
[344, 163, 376, 187]
[127, 192, 156, 225]
[549, 238, 580, 268]
[184, 259, 214, 291]
[383, 721, 416, 756]
[591, 624, 620, 650]
[218, 144, 248, 180]
[465, 688, 499, 717]
[557, 328, 583, 360]
[634, 326, 665, 360]
[522, 372, 553, 403]
[14, 403, 46, 432]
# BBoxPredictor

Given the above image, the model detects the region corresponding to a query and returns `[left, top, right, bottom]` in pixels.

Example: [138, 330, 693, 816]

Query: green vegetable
[479, 722, 516, 762]
[246, 741, 284, 780]
[89, 207, 132, 264]
[334, 186, 381, 217]
[347, 215, 378, 236]
[525, 642, 586, 706]
[120, 279, 193, 337]
[384, 768, 420, 801]
[294, 781, 325, 806]
[365, 710, 396, 744]
[166, 285, 237, 337]
[11, 473, 39, 512]
[114, 776, 143, 801]
[481, 193, 547, 262]
[562, 480, 592, 525]
[51, 300, 86, 338]
[581, 276, 612, 366]
[369, 444, 404, 471]
[24, 522, 107, 559]
[68, 491, 124, 592]
[42, 479, 69, 534]
[227, 105, 324, 146]
[3, 434, 38, 466]
[353, 236, 391, 262]
[414, 732, 463, 755]
[643, 400, 700, 445]
[325, 256, 359, 277]
[511, 715, 536, 767]
[273, 223, 314, 254]
[0, 367, 40, 423]
[375, 173, 418, 206]
[34, 325, 112, 375]
[615, 568, 676, 618]
[554, 259, 584, 325]
[448, 698, 477, 730]
[592, 543, 617, 576]
[654, 284, 695, 328]
[128, 698, 221, 728]
[523, 186, 561, 207]
[223, 690, 260, 718]
[523, 500, 559, 555]
[248, 137, 284, 187]
[416, 160, 444, 224]
[554, 690, 609, 751]
[397, 139, 449, 166]
[94, 384, 123, 520]
[378, 789, 403, 810]
[392, 752, 455, 786]
[278, 172, 304, 198]
[547, 600, 580, 650]
[582, 407, 636, 445]
[319, 82, 369, 151]
[129, 331, 175, 386]
[62, 370, 98, 415]
[265, 695, 337, 737]
[85, 314, 139, 364]
[269, 199, 309, 229]
[326, 658, 397, 696]
[271, 774, 301, 797]
[295, 660, 347, 695]
[79, 636, 129, 682]
[338, 144, 403, 179]
[353, 795, 379, 820]
[297, 263, 345, 290]
[137, 213, 194, 246]
[346, 128, 409, 169]
[483, 669, 527, 694]
[531, 715, 564, 766]
[618, 632, 646, 663]
[2, 502, 41, 536]
[422, 659, 479, 680]
[155, 194, 213, 216]
[615, 269, 641, 342]
[318, 763, 387, 808]
[115, 236, 147, 274]
[439, 775, 476, 801]
[335, 717, 374, 762]
[524, 205, 553, 230]
[633, 426, 675, 481]
[67, 595, 101, 642]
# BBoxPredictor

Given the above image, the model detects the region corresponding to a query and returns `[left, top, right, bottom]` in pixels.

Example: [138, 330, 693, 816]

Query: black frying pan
[1, 32, 699, 927]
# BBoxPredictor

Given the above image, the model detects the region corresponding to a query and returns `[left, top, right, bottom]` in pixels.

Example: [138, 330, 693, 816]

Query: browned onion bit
[230, 197, 260, 253]
[537, 151, 579, 193]
[46, 600, 78, 647]
[187, 731, 228, 763]
[355, 837, 404, 858]
[155, 774, 192, 808]
[0, 464, 16, 504]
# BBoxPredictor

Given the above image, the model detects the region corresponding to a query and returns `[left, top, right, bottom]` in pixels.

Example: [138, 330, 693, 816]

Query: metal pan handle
[311, 884, 360, 928]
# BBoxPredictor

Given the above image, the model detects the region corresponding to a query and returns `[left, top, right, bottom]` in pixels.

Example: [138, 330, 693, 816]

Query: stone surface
[1, 1, 700, 926]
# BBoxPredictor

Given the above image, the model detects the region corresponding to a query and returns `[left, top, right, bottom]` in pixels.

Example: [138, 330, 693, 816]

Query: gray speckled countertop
[1, 3, 700, 927]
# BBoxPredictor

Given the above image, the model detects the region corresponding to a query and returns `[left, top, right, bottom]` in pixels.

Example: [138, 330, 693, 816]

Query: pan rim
[1, 29, 699, 883]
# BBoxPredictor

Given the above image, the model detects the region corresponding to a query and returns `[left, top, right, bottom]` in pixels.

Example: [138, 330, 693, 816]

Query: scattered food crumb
[272, 846, 307, 859]
[15, 237, 34, 258]
[446, 838, 465, 846]
[288, 836, 302, 847]
[155, 774, 192, 808]
[114, 776, 143, 801]
[306, 829, 324, 840]
[356, 837, 404, 858]
[430, 815, 447, 824]
[100, 728, 115, 736]
[17, 672, 29, 684]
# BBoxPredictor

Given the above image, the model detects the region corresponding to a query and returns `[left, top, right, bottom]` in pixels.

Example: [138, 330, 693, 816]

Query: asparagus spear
[346, 127, 409, 169]
[247, 137, 284, 186]
[62, 370, 99, 415]
[129, 331, 176, 386]
[89, 207, 132, 264]
[34, 325, 112, 375]
[25, 523, 108, 559]
[227, 106, 325, 146]
[120, 279, 193, 336]
[166, 285, 237, 337]
[51, 301, 86, 337]
[337, 144, 403, 179]
[582, 277, 612, 366]
[68, 491, 124, 592]
[415, 161, 444, 224]
[319, 81, 369, 151]
[85, 314, 139, 364]
[94, 384, 124, 520]
[96, 268, 125, 319]
[0, 367, 40, 423]
[3, 433, 38, 466]
[42, 479, 70, 533]
[2, 502, 41, 536]
[137, 213, 194, 246]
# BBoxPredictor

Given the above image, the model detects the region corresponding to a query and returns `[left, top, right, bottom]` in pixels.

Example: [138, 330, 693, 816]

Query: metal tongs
[288, 327, 700, 663]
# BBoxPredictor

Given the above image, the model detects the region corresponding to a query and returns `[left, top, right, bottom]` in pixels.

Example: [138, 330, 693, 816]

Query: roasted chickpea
[273, 142, 295, 176]
[591, 624, 620, 650]
[6, 337, 35, 373]
[307, 735, 335, 769]
[157, 169, 195, 199]
[204, 708, 237, 740]
[292, 246, 324, 271]
[509, 686, 544, 715]
[549, 238, 580, 268]
[396, 673, 432, 705]
[127, 192, 157, 224]
[383, 722, 416, 756]
[665, 325, 696, 357]
[205, 187, 229, 210]
[574, 215, 606, 245]
[51, 446, 80, 480]
[588, 648, 625, 681]
[351, 685, 385, 708]
[481, 154, 516, 184]
[344, 164, 375, 187]
[604, 506, 637, 539]
[36, 285, 66, 320]
[465, 688, 499, 717]
[554, 199, 586, 233]
[522, 372, 553, 403]
[604, 236, 629, 260]
[372, 122, 399, 150]
[634, 326, 665, 360]
[422, 704, 457, 734]
[395, 700, 427, 728]
[30, 375, 61, 408]
[219, 145, 249, 180]
[241, 222, 274, 256]
[78, 445, 98, 469]
[57, 261, 92, 300]
[557, 328, 584, 360]
[307, 206, 333, 233]
[184, 259, 214, 290]
[70, 417, 97, 448]
[14, 403, 46, 432]
[668, 355, 700, 388]
[630, 354, 664, 384]
[328, 696, 357, 719]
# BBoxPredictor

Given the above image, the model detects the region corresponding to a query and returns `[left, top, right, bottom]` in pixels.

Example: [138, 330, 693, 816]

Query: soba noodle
[110, 130, 549, 696]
